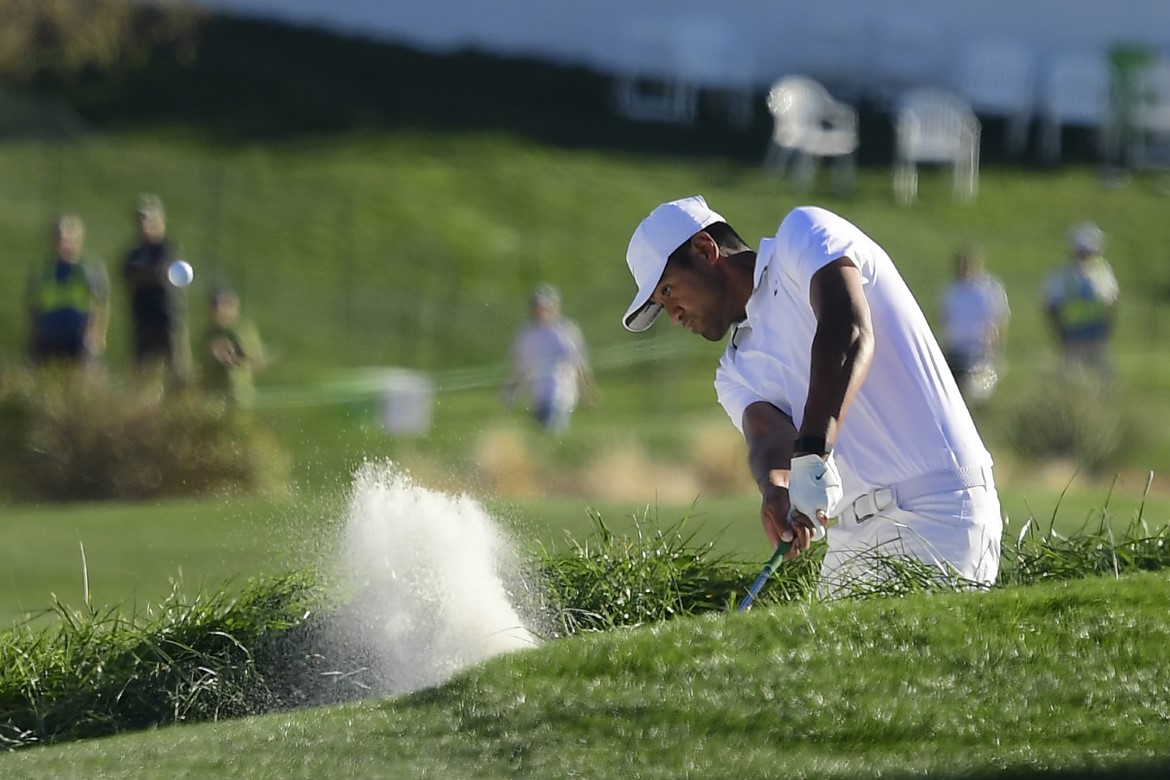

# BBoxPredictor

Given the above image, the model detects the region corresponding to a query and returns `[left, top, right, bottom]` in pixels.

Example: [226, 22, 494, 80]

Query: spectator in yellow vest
[25, 214, 109, 367]
[1042, 222, 1119, 381]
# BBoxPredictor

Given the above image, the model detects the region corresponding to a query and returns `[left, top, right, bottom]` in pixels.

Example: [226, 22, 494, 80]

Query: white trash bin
[379, 369, 434, 436]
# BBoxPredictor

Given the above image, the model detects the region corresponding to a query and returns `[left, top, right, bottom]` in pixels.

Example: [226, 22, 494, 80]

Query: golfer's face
[650, 256, 731, 342]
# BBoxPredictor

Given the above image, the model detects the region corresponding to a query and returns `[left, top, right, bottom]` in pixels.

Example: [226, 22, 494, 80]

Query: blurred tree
[0, 0, 203, 81]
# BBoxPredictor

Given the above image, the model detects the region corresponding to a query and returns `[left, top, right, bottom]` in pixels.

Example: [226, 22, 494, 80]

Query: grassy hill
[2, 570, 1169, 778]
[2, 16, 1170, 488]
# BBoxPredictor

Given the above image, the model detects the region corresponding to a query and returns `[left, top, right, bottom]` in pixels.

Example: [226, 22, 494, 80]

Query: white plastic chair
[893, 88, 981, 204]
[1128, 58, 1170, 169]
[764, 76, 859, 192]
[1038, 52, 1113, 164]
[955, 40, 1036, 156]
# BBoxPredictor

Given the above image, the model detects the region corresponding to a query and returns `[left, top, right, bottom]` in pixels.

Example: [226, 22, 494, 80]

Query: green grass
[2, 500, 1168, 758]
[3, 23, 1170, 491]
[2, 572, 1169, 778]
[5, 475, 1170, 629]
[0, 496, 336, 628]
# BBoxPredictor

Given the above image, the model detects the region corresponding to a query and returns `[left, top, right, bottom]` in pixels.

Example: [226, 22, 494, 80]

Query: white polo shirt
[715, 206, 992, 502]
[512, 318, 588, 411]
[941, 275, 1010, 358]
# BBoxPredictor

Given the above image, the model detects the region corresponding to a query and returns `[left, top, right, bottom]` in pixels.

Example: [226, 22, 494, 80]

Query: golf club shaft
[736, 539, 792, 612]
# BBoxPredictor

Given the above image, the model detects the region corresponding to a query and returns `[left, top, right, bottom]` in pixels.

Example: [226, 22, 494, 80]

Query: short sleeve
[715, 360, 763, 436]
[991, 277, 1010, 320]
[775, 208, 868, 294]
[85, 258, 110, 302]
[1096, 260, 1120, 303]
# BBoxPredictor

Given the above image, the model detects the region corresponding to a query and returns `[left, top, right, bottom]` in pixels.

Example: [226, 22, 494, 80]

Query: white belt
[837, 466, 993, 526]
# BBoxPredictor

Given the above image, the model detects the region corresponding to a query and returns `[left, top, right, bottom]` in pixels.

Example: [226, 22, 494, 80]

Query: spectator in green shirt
[200, 287, 264, 407]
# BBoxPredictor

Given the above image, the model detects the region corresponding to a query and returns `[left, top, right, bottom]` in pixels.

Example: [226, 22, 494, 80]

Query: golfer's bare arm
[744, 401, 799, 493]
[744, 401, 802, 550]
[742, 257, 874, 551]
[799, 257, 874, 449]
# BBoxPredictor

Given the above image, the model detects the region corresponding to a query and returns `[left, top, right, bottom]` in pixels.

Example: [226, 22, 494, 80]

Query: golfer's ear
[691, 231, 719, 264]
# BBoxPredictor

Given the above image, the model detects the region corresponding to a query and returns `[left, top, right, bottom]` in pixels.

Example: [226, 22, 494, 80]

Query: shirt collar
[734, 238, 774, 331]
[752, 238, 773, 290]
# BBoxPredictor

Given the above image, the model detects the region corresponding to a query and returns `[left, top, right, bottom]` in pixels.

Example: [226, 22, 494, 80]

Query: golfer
[622, 196, 1003, 592]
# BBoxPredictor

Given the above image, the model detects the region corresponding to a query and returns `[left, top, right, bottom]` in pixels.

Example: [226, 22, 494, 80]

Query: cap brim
[623, 301, 663, 332]
[622, 267, 666, 332]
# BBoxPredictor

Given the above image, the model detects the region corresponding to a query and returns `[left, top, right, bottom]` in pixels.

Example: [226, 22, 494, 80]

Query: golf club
[736, 539, 792, 612]
[737, 502, 830, 612]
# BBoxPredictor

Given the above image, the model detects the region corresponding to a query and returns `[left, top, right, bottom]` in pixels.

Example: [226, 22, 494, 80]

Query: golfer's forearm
[801, 315, 873, 445]
[743, 402, 799, 491]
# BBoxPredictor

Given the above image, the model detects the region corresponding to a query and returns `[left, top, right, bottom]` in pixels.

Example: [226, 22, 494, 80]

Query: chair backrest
[896, 88, 979, 161]
[766, 76, 838, 145]
[1041, 52, 1111, 124]
[955, 40, 1036, 116]
[1132, 59, 1170, 130]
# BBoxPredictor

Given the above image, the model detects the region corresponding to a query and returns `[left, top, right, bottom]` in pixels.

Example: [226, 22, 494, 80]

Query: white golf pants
[819, 478, 1003, 597]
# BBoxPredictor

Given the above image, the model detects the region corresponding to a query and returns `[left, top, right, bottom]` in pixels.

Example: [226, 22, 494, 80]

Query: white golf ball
[167, 260, 194, 287]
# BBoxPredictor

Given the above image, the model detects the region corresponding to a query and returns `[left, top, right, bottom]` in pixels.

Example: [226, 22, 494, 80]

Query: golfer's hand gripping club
[787, 453, 843, 541]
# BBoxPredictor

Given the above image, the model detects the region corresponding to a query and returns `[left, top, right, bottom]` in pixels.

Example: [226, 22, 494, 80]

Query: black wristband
[793, 436, 830, 456]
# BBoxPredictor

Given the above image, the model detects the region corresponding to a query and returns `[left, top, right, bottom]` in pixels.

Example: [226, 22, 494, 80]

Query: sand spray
[314, 461, 539, 696]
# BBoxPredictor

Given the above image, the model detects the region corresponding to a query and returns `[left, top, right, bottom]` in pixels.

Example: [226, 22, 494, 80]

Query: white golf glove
[788, 453, 843, 542]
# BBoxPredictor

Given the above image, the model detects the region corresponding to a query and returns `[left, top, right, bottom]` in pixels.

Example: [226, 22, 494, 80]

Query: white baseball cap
[1068, 221, 1104, 254]
[623, 195, 725, 332]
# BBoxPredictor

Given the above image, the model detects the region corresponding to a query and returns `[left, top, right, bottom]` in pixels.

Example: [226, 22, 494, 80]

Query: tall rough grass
[999, 473, 1170, 584]
[0, 370, 289, 501]
[2, 488, 1168, 752]
[0, 573, 323, 750]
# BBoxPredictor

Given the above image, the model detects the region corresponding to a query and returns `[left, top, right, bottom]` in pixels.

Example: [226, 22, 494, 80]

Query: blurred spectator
[1043, 222, 1119, 381]
[503, 283, 595, 434]
[200, 286, 265, 408]
[25, 213, 109, 367]
[939, 245, 1010, 405]
[122, 194, 191, 387]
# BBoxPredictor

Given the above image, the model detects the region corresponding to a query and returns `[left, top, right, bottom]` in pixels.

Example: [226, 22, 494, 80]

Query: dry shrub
[1003, 374, 1128, 474]
[577, 441, 702, 504]
[386, 451, 463, 496]
[471, 425, 547, 498]
[687, 419, 753, 495]
[0, 370, 288, 502]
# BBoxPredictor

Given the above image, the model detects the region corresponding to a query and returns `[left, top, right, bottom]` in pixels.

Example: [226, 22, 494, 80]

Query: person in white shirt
[622, 196, 1003, 592]
[504, 284, 595, 434]
[939, 245, 1010, 405]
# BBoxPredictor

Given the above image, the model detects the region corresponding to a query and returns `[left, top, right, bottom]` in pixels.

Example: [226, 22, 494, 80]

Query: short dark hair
[667, 221, 750, 267]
